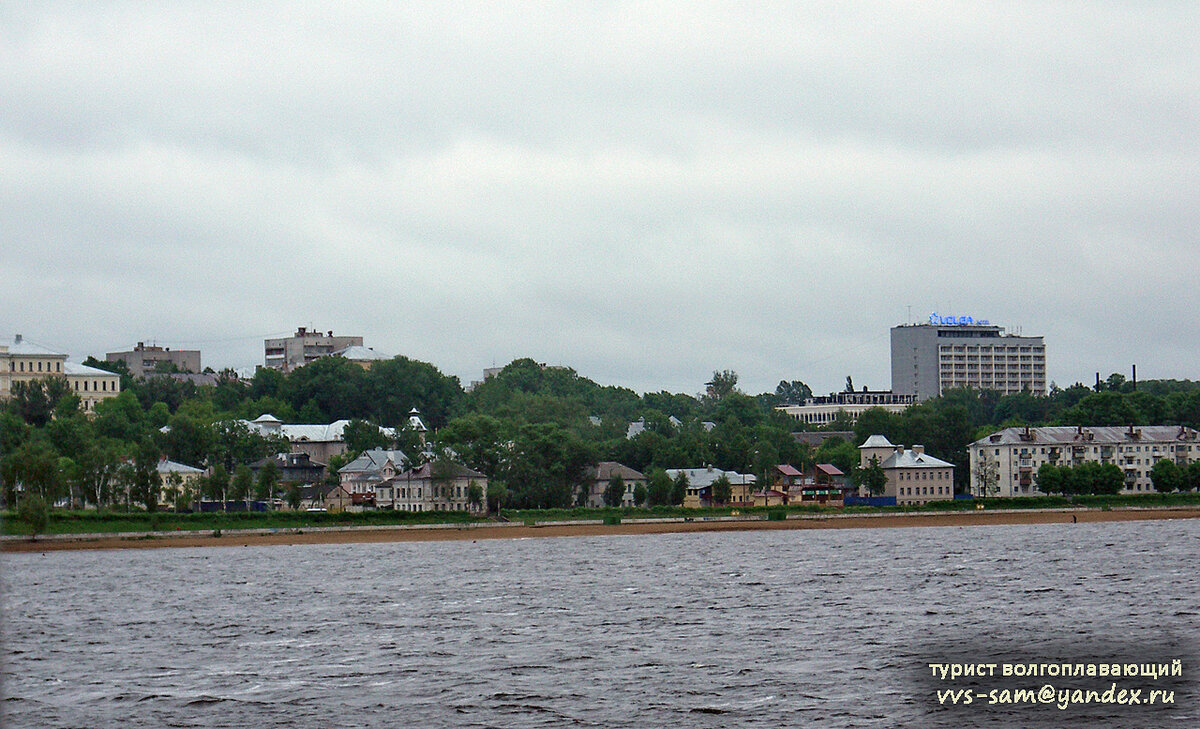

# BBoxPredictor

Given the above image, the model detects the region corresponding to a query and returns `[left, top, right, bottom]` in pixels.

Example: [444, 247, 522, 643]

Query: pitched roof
[775, 464, 803, 476]
[64, 362, 118, 377]
[586, 462, 645, 482]
[6, 336, 65, 357]
[880, 449, 954, 469]
[970, 425, 1200, 446]
[860, 434, 895, 449]
[398, 461, 487, 481]
[339, 448, 409, 474]
[333, 345, 388, 361]
[244, 416, 398, 443]
[156, 458, 204, 475]
[664, 467, 756, 488]
[815, 463, 844, 476]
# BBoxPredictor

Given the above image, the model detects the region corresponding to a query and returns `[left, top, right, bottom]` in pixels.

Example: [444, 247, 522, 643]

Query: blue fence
[844, 496, 897, 507]
[197, 500, 269, 513]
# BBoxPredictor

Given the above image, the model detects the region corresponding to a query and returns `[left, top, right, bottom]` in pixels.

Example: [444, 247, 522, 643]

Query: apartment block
[264, 327, 363, 372]
[107, 342, 201, 377]
[969, 425, 1200, 497]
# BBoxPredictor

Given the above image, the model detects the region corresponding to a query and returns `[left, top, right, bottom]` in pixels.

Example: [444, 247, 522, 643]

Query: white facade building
[891, 319, 1046, 401]
[777, 390, 915, 427]
[969, 425, 1200, 497]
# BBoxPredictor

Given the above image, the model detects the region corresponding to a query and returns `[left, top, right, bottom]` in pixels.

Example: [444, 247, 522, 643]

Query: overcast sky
[3, 2, 1198, 396]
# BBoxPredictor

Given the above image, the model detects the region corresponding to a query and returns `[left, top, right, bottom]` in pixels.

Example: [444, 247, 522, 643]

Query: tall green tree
[705, 370, 740, 401]
[500, 423, 595, 509]
[343, 418, 391, 456]
[132, 437, 162, 512]
[205, 465, 230, 510]
[852, 456, 888, 496]
[670, 471, 688, 506]
[256, 459, 280, 503]
[1, 439, 62, 504]
[711, 474, 732, 505]
[11, 378, 73, 428]
[774, 380, 812, 405]
[1151, 459, 1184, 493]
[1035, 463, 1063, 495]
[231, 465, 254, 510]
[645, 468, 673, 507]
[603, 473, 626, 507]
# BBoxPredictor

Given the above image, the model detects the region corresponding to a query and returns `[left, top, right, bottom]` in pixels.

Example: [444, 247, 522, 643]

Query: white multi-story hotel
[777, 389, 915, 427]
[891, 317, 1046, 401]
[968, 425, 1200, 497]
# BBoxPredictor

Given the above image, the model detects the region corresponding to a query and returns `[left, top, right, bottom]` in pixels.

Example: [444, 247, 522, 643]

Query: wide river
[3, 519, 1198, 728]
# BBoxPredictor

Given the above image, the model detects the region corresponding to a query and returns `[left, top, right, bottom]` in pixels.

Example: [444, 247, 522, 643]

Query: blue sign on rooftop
[929, 312, 990, 326]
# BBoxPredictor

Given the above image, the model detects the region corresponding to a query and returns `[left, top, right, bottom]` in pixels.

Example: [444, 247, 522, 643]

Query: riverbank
[5, 506, 1200, 553]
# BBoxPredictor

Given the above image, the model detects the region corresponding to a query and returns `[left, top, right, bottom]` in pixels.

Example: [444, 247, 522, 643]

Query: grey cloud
[2, 2, 1198, 396]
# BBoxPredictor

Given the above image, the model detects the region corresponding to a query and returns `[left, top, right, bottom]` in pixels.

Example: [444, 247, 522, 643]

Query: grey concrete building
[264, 327, 363, 372]
[107, 342, 201, 377]
[891, 318, 1046, 401]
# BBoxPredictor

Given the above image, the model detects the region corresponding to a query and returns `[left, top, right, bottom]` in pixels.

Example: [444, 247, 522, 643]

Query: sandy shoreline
[5, 507, 1200, 553]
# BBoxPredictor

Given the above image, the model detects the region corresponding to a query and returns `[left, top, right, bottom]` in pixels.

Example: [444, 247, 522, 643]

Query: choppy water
[3, 519, 1199, 728]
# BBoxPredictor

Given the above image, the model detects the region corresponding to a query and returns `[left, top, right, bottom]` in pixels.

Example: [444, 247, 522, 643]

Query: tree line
[3, 354, 1199, 512]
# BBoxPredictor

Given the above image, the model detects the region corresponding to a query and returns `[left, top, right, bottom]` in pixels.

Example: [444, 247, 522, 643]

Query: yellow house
[0, 335, 121, 412]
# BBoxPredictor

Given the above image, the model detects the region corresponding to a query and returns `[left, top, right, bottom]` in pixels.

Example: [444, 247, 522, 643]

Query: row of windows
[374, 496, 478, 512]
[990, 444, 1194, 457]
[392, 502, 476, 512]
[898, 470, 948, 480]
[8, 359, 63, 373]
[901, 486, 949, 496]
[73, 379, 116, 392]
[940, 345, 1044, 353]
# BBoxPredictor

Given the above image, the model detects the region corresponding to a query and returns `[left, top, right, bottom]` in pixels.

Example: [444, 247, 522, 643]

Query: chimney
[1132, 364, 1137, 391]
[297, 327, 307, 336]
[14, 334, 21, 344]
[137, 341, 144, 348]
[913, 445, 925, 456]
[1095, 372, 1101, 391]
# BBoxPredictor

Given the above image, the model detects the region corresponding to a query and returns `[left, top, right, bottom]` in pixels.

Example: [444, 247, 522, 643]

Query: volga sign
[929, 312, 990, 326]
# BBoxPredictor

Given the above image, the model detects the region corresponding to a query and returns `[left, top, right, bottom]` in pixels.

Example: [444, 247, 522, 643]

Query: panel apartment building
[264, 327, 363, 372]
[107, 342, 201, 377]
[891, 318, 1046, 401]
[969, 425, 1200, 497]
